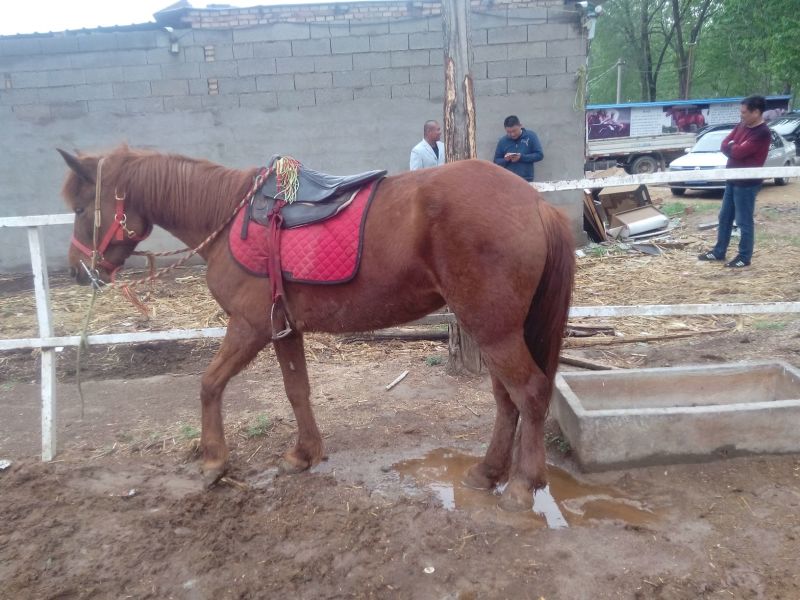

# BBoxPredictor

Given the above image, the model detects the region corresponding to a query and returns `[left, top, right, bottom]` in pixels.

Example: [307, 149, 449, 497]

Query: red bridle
[71, 158, 150, 280]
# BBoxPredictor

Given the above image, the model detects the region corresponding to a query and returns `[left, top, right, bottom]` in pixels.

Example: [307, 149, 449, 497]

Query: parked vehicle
[768, 114, 800, 158]
[668, 126, 796, 196]
[585, 95, 793, 174]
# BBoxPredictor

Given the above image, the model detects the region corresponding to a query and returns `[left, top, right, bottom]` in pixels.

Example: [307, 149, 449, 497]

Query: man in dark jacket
[493, 115, 544, 182]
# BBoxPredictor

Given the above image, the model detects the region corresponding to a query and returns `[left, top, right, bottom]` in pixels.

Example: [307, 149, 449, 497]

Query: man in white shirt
[409, 120, 445, 170]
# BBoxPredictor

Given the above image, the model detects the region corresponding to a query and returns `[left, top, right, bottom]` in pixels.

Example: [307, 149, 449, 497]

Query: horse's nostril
[69, 267, 78, 279]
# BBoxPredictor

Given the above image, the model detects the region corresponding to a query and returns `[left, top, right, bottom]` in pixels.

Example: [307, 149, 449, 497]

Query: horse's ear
[57, 148, 95, 184]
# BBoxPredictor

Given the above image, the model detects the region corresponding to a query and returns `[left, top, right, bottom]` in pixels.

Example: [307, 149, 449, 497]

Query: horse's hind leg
[200, 316, 269, 486]
[463, 374, 518, 489]
[479, 334, 551, 511]
[273, 332, 324, 473]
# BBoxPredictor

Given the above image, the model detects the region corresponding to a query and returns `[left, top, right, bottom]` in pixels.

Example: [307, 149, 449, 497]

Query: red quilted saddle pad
[228, 180, 379, 284]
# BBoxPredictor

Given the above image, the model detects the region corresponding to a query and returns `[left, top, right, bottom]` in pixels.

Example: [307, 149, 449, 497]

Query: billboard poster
[586, 97, 792, 142]
[663, 103, 711, 132]
[586, 107, 631, 140]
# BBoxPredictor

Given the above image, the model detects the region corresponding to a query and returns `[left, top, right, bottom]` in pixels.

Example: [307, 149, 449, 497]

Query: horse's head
[57, 148, 152, 285]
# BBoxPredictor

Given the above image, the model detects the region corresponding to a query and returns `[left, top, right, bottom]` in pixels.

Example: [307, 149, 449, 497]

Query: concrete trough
[551, 361, 800, 472]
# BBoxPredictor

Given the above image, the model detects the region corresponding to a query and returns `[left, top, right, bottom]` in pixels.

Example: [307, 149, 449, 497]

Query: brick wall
[0, 1, 584, 117]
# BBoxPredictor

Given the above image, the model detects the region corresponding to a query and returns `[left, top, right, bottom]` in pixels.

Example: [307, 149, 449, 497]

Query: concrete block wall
[0, 0, 587, 271]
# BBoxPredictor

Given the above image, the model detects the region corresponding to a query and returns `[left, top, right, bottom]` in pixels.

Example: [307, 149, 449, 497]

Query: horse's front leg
[273, 331, 324, 473]
[200, 317, 269, 486]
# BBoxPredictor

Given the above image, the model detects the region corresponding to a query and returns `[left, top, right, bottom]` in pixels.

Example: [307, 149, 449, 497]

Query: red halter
[71, 159, 150, 279]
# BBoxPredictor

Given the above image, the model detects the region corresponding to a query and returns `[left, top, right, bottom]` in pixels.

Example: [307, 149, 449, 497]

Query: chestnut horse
[58, 147, 574, 510]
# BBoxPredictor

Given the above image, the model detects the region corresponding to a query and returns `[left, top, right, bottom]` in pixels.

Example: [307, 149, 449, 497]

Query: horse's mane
[103, 146, 258, 232]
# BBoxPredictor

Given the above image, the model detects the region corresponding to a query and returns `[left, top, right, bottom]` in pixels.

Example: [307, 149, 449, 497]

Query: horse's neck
[133, 158, 255, 249]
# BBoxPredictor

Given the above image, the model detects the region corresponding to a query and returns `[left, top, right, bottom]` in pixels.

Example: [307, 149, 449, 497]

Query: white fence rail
[532, 166, 800, 191]
[2, 165, 799, 461]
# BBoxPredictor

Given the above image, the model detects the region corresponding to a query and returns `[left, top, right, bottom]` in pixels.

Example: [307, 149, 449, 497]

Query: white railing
[2, 166, 800, 461]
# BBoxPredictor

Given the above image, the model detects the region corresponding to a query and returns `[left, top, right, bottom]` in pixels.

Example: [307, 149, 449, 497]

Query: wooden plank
[563, 328, 728, 348]
[410, 313, 457, 325]
[582, 191, 607, 242]
[559, 354, 618, 370]
[0, 214, 74, 227]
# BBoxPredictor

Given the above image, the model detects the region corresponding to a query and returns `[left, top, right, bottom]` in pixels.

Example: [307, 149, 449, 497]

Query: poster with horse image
[586, 108, 631, 140]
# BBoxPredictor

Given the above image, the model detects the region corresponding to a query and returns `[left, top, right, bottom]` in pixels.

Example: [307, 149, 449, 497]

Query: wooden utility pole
[615, 58, 625, 104]
[442, 0, 476, 164]
[441, 0, 481, 375]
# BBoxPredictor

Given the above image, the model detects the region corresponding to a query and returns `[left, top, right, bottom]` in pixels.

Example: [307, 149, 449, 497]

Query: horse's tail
[524, 201, 575, 397]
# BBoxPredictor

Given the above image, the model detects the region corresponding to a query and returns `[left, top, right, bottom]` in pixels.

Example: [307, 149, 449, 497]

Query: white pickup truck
[584, 95, 793, 174]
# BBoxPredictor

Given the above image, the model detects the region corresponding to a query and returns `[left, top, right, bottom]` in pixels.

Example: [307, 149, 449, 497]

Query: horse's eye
[74, 207, 85, 215]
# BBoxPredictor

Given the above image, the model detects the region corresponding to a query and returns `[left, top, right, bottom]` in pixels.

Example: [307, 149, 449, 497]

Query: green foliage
[589, 0, 798, 103]
[661, 202, 686, 216]
[179, 423, 200, 440]
[585, 244, 628, 257]
[587, 245, 610, 257]
[245, 414, 272, 438]
[703, 0, 800, 95]
[752, 319, 788, 331]
[690, 202, 720, 213]
[425, 355, 444, 366]
[660, 201, 717, 216]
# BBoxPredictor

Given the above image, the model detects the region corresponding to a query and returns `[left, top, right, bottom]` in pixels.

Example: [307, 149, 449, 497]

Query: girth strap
[267, 198, 292, 339]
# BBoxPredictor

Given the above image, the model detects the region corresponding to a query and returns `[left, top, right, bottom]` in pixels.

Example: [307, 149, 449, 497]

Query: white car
[668, 127, 795, 196]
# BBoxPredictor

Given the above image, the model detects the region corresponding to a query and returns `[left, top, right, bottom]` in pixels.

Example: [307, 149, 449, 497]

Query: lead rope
[75, 157, 106, 419]
[75, 289, 98, 419]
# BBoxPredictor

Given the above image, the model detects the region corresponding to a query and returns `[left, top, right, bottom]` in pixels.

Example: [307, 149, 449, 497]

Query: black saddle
[247, 156, 386, 230]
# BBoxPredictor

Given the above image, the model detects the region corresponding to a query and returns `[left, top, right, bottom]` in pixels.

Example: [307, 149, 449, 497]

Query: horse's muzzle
[70, 263, 98, 286]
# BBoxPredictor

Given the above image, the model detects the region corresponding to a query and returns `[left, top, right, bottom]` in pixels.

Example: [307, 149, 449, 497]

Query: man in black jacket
[493, 115, 544, 182]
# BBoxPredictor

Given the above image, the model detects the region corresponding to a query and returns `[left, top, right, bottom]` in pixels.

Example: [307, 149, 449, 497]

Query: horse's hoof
[462, 463, 497, 490]
[498, 480, 534, 512]
[278, 456, 309, 475]
[202, 465, 226, 488]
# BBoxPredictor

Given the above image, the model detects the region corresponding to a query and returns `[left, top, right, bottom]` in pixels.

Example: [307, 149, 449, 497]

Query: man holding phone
[493, 115, 544, 182]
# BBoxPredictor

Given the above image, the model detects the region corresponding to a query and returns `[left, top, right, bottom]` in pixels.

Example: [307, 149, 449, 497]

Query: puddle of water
[393, 448, 656, 529]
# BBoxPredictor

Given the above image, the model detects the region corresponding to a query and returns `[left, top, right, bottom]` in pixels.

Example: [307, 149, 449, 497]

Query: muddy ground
[1, 183, 799, 599]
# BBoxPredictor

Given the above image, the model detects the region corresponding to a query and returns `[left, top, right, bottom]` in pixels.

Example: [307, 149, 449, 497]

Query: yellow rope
[275, 156, 301, 203]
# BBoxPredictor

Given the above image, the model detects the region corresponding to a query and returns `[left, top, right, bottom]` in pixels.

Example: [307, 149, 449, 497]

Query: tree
[589, 0, 800, 102]
[588, 0, 716, 102]
[607, 0, 675, 101]
[701, 0, 800, 96]
[668, 0, 716, 99]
